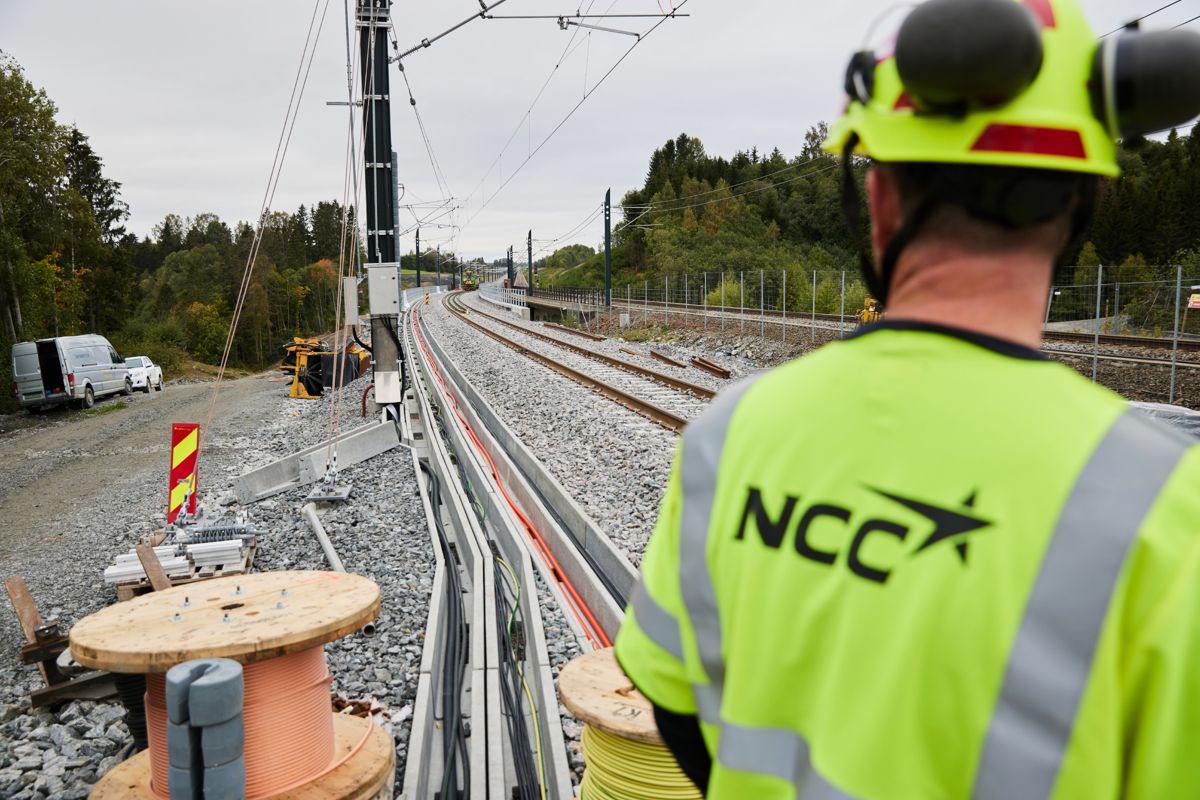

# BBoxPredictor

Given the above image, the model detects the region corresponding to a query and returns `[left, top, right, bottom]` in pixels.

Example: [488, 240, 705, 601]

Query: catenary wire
[1099, 0, 1183, 36]
[460, 1, 690, 236]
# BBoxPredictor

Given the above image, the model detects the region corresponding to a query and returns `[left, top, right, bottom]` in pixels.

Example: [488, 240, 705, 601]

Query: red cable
[412, 305, 611, 649]
[361, 382, 374, 417]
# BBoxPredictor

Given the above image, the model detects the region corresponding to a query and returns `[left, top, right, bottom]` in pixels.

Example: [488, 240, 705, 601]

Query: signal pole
[527, 230, 533, 294]
[359, 0, 403, 405]
[415, 227, 421, 289]
[507, 246, 514, 286]
[604, 188, 612, 307]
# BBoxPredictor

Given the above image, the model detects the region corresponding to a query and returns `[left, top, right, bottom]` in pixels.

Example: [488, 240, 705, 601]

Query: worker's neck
[883, 245, 1052, 351]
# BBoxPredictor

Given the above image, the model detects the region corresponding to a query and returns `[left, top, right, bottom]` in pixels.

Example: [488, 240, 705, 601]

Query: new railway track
[444, 292, 713, 432]
[608, 295, 1200, 352]
[403, 296, 641, 799]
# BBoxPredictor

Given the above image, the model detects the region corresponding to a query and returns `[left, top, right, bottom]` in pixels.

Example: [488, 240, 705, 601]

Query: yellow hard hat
[825, 0, 1200, 177]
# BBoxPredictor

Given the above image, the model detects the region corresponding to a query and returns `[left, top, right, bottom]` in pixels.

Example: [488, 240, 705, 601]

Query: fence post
[721, 272, 726, 332]
[782, 269, 787, 344]
[839, 271, 846, 336]
[1171, 264, 1182, 403]
[740, 271, 745, 334]
[665, 275, 669, 326]
[1092, 264, 1103, 384]
[811, 270, 817, 344]
[704, 273, 708, 331]
[760, 270, 765, 338]
[1112, 282, 1120, 334]
[685, 273, 689, 326]
[644, 279, 649, 326]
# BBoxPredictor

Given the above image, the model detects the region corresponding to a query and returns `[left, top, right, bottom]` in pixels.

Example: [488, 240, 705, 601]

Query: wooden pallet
[115, 540, 257, 601]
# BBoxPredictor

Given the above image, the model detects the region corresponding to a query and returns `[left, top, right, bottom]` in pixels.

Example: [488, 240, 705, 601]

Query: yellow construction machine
[855, 298, 884, 328]
[279, 337, 370, 399]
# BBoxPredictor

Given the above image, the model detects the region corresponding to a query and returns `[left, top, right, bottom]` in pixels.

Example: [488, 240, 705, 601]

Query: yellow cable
[496, 557, 549, 800]
[579, 725, 702, 800]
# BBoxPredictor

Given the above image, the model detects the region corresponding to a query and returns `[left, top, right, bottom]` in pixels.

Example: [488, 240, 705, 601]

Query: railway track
[608, 296, 1200, 352]
[1043, 348, 1200, 369]
[408, 298, 643, 798]
[445, 292, 710, 432]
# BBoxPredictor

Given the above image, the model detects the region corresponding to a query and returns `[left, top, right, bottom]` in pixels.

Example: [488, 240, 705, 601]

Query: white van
[11, 335, 132, 411]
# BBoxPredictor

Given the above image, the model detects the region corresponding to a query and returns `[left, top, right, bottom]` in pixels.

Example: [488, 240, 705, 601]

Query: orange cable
[412, 303, 611, 648]
[145, 647, 337, 799]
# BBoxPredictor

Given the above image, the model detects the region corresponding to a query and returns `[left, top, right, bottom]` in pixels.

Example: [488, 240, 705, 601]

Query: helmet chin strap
[839, 137, 1097, 309]
[840, 135, 937, 308]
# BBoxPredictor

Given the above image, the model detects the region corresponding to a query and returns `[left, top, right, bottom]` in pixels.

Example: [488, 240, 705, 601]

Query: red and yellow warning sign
[1189, 293, 1200, 310]
[168, 422, 199, 524]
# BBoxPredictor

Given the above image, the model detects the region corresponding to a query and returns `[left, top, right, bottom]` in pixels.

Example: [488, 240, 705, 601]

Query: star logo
[867, 487, 992, 563]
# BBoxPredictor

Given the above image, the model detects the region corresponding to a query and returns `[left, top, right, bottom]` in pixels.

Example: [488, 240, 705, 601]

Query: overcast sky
[3, 0, 1192, 260]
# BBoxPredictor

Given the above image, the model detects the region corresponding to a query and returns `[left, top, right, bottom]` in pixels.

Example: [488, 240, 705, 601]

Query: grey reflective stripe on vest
[973, 409, 1190, 799]
[630, 580, 683, 662]
[678, 376, 852, 798]
[679, 377, 761, 691]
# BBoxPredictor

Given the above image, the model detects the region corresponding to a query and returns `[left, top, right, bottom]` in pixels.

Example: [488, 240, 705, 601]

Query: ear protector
[844, 0, 1200, 139]
[1091, 28, 1200, 138]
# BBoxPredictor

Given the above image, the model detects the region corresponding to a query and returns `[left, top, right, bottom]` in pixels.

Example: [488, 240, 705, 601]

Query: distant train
[461, 270, 479, 291]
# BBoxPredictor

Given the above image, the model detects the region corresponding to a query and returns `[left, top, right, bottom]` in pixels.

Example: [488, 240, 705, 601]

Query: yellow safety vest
[615, 321, 1200, 799]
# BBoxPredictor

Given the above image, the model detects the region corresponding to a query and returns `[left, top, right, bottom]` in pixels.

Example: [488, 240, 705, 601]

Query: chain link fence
[596, 266, 1200, 405]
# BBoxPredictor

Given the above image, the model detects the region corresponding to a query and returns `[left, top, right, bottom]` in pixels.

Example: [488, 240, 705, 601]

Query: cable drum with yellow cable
[558, 648, 702, 800]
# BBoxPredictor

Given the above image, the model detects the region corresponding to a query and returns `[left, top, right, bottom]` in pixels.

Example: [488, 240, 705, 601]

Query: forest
[540, 127, 1200, 314]
[0, 56, 460, 412]
[6, 50, 1200, 412]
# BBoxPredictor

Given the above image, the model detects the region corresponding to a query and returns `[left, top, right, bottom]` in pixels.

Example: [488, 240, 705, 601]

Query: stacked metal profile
[103, 540, 248, 585]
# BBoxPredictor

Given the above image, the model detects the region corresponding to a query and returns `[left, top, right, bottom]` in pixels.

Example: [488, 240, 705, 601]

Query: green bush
[112, 319, 189, 377]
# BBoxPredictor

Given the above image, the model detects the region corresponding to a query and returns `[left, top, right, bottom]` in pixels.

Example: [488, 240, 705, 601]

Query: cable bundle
[418, 461, 470, 798]
[144, 646, 335, 799]
[580, 725, 701, 800]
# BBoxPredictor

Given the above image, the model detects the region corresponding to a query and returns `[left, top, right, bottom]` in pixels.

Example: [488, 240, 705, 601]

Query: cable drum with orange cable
[70, 571, 396, 800]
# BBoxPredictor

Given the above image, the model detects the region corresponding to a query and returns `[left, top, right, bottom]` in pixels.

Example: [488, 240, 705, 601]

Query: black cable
[492, 551, 541, 799]
[350, 325, 372, 354]
[419, 460, 469, 798]
[1099, 0, 1182, 37]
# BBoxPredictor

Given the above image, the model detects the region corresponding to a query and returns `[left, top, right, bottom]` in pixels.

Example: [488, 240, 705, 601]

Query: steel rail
[461, 294, 716, 399]
[444, 294, 690, 432]
[606, 296, 1200, 352]
[1043, 348, 1200, 369]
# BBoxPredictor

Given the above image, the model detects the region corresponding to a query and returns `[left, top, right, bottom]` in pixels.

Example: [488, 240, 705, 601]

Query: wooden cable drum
[70, 571, 394, 800]
[558, 648, 701, 800]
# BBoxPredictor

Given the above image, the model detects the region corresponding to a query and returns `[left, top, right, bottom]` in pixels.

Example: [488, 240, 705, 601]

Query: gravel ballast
[421, 296, 677, 566]
[0, 372, 432, 797]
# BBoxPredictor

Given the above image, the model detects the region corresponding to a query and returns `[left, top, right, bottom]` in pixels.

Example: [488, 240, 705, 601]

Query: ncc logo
[733, 485, 992, 584]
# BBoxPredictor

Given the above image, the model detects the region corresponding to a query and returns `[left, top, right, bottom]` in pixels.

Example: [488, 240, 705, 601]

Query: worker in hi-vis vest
[614, 0, 1200, 797]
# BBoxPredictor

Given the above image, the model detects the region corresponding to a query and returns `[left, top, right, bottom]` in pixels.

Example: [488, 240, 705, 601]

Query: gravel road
[0, 373, 431, 798]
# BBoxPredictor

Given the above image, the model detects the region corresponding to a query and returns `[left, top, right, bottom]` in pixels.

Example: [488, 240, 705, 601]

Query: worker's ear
[867, 167, 902, 266]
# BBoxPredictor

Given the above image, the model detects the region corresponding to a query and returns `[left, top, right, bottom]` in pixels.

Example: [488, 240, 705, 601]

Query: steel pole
[527, 229, 534, 296]
[604, 189, 612, 307]
[415, 227, 420, 288]
[760, 270, 765, 338]
[1171, 264, 1183, 402]
[782, 269, 787, 343]
[1092, 265, 1103, 383]
[839, 271, 846, 337]
[811, 271, 816, 344]
[737, 270, 743, 334]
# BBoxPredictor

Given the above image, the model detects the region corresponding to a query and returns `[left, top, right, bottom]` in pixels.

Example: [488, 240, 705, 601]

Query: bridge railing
[530, 285, 607, 307]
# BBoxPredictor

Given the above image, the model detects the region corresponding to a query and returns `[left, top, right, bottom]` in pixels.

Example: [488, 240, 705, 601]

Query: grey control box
[367, 265, 400, 315]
